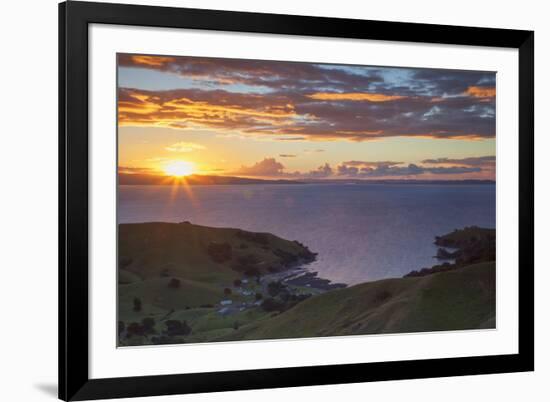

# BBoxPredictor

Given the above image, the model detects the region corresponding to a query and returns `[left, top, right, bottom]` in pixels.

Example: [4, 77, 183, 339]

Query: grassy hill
[117, 222, 317, 345]
[118, 223, 495, 346]
[119, 222, 316, 284]
[219, 262, 495, 341]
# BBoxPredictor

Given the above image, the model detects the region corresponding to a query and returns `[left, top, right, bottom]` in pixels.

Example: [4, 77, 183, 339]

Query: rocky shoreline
[404, 226, 496, 278]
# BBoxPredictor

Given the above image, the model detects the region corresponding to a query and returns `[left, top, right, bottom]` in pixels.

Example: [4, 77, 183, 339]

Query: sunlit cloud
[306, 92, 406, 102]
[118, 54, 495, 142]
[118, 166, 157, 175]
[464, 86, 496, 98]
[165, 141, 206, 153]
[118, 86, 495, 141]
[130, 55, 176, 67]
[232, 158, 285, 177]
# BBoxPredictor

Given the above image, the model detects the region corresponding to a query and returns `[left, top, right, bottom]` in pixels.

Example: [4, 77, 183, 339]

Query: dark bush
[141, 317, 156, 334]
[236, 230, 269, 245]
[243, 267, 261, 277]
[133, 297, 142, 312]
[164, 320, 192, 336]
[267, 281, 286, 297]
[118, 320, 125, 337]
[278, 288, 291, 302]
[233, 279, 242, 287]
[168, 278, 181, 289]
[373, 289, 392, 304]
[224, 287, 232, 296]
[207, 242, 232, 263]
[126, 322, 145, 337]
[238, 254, 260, 266]
[255, 292, 263, 301]
[261, 297, 285, 312]
[273, 248, 298, 266]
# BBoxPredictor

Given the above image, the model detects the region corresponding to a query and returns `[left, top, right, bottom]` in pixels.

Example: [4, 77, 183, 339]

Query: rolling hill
[218, 261, 495, 341]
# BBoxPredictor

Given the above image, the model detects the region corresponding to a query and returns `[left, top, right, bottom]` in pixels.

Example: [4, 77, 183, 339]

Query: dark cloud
[408, 70, 496, 96]
[337, 164, 359, 176]
[226, 156, 490, 179]
[279, 154, 297, 158]
[232, 158, 285, 177]
[342, 160, 402, 168]
[118, 54, 496, 141]
[336, 162, 481, 177]
[306, 163, 333, 178]
[276, 137, 307, 141]
[231, 158, 334, 179]
[421, 156, 495, 166]
[118, 54, 384, 92]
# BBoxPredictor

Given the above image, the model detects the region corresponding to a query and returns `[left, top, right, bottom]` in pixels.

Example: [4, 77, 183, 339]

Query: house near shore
[220, 299, 233, 306]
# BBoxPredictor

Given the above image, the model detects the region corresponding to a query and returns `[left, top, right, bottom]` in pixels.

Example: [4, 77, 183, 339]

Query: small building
[220, 299, 233, 306]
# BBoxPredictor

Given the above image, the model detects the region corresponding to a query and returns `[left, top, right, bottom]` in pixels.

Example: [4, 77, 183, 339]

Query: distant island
[118, 173, 304, 186]
[118, 223, 495, 346]
[118, 172, 495, 186]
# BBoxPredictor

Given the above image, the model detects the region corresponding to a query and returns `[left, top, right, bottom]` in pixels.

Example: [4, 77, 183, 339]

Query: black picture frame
[59, 1, 534, 400]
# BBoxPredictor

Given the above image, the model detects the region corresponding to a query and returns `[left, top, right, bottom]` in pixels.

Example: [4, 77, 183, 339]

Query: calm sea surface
[118, 184, 496, 284]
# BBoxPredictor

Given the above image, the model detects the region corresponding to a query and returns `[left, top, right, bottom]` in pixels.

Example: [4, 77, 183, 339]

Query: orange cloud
[464, 86, 496, 98]
[118, 89, 298, 131]
[118, 87, 495, 141]
[130, 55, 176, 67]
[306, 92, 406, 102]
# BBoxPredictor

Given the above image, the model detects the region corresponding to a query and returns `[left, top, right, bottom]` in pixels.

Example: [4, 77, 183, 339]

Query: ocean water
[118, 183, 496, 284]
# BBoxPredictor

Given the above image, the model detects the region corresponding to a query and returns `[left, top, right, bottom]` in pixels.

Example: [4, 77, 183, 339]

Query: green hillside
[117, 222, 317, 346]
[117, 223, 495, 346]
[118, 222, 316, 284]
[219, 262, 495, 341]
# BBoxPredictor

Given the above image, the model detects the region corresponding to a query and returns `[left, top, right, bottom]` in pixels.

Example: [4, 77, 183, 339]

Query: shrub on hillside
[168, 278, 181, 289]
[261, 297, 285, 312]
[141, 317, 156, 334]
[126, 322, 145, 338]
[164, 320, 192, 336]
[267, 281, 286, 297]
[133, 297, 142, 312]
[118, 320, 125, 337]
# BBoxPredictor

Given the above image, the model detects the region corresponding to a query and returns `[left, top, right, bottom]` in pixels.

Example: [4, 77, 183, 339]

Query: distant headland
[118, 172, 495, 186]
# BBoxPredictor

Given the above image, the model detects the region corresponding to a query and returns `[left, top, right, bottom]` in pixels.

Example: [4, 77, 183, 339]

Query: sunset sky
[117, 54, 496, 181]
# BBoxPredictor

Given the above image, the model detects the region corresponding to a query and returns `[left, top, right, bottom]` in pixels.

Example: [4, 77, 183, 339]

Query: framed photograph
[59, 1, 534, 400]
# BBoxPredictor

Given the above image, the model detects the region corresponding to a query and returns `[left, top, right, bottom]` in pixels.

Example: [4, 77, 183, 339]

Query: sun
[163, 161, 195, 177]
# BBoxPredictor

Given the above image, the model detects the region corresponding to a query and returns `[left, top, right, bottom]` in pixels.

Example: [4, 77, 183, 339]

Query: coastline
[118, 222, 495, 346]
